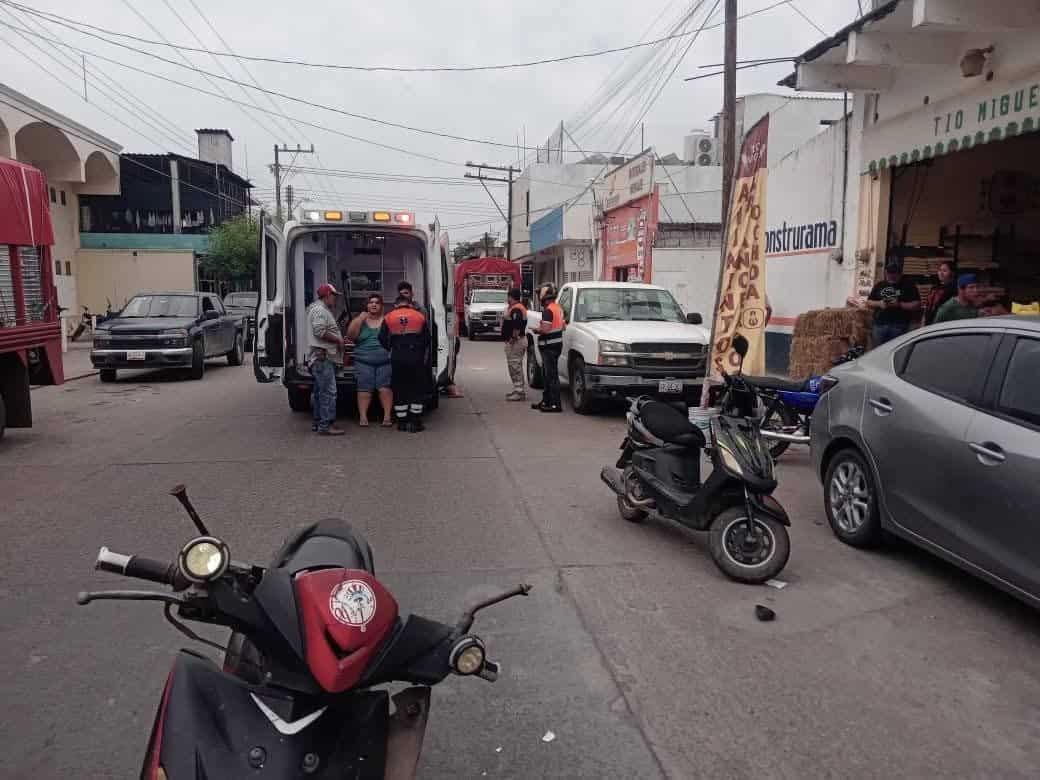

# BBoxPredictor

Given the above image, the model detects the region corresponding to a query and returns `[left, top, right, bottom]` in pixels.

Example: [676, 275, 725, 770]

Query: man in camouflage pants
[502, 287, 527, 401]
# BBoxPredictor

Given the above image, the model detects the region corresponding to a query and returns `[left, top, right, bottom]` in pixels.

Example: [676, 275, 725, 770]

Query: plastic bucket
[689, 406, 720, 437]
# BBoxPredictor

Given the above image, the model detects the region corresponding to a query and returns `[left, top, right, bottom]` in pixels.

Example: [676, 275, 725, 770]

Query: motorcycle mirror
[169, 484, 210, 536]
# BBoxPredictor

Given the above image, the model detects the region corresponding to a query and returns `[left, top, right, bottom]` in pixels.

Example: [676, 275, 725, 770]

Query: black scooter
[600, 335, 791, 584]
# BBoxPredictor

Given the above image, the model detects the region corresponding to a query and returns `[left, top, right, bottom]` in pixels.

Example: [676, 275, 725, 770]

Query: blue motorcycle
[742, 346, 865, 459]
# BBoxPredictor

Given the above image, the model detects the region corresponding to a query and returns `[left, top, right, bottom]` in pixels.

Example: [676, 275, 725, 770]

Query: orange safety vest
[538, 301, 565, 348]
[385, 306, 426, 335]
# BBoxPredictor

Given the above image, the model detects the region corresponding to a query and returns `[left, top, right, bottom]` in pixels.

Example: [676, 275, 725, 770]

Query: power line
[0, 16, 464, 168]
[9, 3, 195, 150]
[785, 0, 828, 37]
[0, 0, 817, 74]
[0, 14, 699, 158]
[0, 95, 250, 209]
[0, 25, 187, 155]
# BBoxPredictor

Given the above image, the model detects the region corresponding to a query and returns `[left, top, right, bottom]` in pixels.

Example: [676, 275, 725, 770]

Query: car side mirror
[203, 310, 220, 320]
[686, 312, 703, 325]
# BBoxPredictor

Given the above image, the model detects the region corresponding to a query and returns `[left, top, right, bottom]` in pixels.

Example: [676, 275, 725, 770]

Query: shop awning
[0, 158, 55, 247]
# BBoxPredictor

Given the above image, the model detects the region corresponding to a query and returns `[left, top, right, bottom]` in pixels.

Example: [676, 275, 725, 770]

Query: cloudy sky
[0, 0, 863, 245]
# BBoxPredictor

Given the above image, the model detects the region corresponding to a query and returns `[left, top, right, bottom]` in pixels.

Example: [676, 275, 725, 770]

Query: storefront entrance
[886, 132, 1040, 318]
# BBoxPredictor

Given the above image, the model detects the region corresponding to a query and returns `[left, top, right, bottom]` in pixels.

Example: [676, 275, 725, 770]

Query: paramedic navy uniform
[379, 304, 430, 431]
[535, 301, 565, 411]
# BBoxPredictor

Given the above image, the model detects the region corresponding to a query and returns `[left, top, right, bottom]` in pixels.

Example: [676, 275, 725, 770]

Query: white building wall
[651, 247, 720, 321]
[763, 114, 861, 371]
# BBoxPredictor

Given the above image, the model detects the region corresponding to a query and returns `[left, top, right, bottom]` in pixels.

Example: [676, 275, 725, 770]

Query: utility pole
[286, 184, 294, 220]
[464, 162, 520, 260]
[272, 143, 315, 223]
[484, 232, 492, 257]
[721, 0, 737, 233]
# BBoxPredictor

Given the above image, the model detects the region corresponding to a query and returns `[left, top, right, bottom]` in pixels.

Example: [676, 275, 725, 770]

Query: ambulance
[253, 209, 457, 413]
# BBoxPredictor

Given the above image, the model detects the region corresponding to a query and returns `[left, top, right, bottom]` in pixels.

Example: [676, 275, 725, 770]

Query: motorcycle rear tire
[760, 402, 802, 460]
[708, 506, 790, 584]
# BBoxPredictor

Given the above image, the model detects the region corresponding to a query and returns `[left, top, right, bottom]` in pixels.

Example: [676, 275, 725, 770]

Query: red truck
[0, 158, 63, 440]
[454, 257, 521, 340]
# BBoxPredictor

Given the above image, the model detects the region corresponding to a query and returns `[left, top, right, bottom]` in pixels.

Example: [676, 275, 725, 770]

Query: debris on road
[765, 578, 788, 590]
[495, 746, 503, 753]
[755, 604, 776, 622]
[541, 730, 556, 743]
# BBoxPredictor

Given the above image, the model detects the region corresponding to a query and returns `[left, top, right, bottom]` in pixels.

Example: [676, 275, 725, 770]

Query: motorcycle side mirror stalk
[170, 484, 211, 536]
[453, 583, 532, 635]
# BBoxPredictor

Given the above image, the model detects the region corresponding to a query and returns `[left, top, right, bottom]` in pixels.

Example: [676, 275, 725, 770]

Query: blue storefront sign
[530, 205, 564, 253]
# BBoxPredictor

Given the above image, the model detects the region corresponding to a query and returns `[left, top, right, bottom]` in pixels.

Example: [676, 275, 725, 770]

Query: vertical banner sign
[710, 115, 769, 377]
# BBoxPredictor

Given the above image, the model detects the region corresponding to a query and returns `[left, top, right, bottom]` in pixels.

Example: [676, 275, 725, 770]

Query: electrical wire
[0, 95, 250, 209]
[9, 3, 195, 151]
[0, 16, 465, 168]
[785, 0, 828, 37]
[0, 0, 812, 74]
[0, 25, 188, 155]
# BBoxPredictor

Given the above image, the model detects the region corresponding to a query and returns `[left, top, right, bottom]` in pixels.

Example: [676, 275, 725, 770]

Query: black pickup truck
[90, 291, 245, 382]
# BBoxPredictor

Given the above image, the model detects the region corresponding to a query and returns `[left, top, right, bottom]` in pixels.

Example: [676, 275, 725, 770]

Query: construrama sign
[765, 220, 838, 255]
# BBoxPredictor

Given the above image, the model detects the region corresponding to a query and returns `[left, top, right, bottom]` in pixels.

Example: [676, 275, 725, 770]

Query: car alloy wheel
[829, 460, 871, 534]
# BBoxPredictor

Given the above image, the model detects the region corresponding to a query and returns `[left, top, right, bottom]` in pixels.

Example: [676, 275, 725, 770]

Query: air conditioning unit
[695, 137, 718, 167]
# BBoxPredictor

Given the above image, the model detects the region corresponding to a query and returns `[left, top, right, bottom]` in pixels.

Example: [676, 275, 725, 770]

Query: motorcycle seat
[640, 401, 706, 449]
[742, 375, 807, 393]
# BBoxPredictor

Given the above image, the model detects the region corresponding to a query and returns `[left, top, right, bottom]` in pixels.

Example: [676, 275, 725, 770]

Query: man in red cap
[307, 283, 346, 435]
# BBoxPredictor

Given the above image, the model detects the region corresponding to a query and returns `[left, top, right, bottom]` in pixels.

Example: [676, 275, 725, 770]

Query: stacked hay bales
[788, 308, 872, 380]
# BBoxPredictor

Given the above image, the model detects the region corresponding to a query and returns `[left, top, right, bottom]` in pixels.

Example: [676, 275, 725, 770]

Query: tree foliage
[203, 215, 259, 278]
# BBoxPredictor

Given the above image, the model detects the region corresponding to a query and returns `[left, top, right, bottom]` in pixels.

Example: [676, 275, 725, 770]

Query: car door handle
[969, 441, 1006, 465]
[869, 397, 893, 416]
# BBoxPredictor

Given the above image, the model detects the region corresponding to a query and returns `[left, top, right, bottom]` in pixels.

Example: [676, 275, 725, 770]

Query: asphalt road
[2, 339, 1040, 779]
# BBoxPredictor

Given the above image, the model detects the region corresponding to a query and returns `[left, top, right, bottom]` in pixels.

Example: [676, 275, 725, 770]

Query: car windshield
[471, 290, 507, 304]
[121, 295, 198, 318]
[575, 288, 685, 322]
[224, 292, 258, 307]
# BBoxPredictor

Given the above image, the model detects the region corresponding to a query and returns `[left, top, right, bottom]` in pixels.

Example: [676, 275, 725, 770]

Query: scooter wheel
[708, 507, 790, 584]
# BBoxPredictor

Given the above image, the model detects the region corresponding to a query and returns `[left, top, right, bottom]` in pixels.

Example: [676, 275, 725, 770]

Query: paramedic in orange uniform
[379, 295, 431, 432]
[532, 283, 565, 413]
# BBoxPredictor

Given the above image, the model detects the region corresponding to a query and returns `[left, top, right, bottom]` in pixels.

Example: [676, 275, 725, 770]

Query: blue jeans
[872, 322, 908, 346]
[311, 357, 337, 432]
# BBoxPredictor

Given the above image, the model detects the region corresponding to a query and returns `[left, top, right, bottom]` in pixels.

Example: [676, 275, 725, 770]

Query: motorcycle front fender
[383, 687, 432, 780]
[747, 491, 790, 526]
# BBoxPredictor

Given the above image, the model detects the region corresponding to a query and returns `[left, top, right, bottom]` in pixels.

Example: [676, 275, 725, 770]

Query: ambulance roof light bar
[300, 210, 416, 226]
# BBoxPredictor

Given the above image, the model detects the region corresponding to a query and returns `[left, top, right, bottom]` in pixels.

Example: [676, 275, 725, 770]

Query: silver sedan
[810, 316, 1040, 607]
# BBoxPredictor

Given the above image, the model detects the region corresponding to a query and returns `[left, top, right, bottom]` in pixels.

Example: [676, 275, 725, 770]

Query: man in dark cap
[866, 259, 921, 344]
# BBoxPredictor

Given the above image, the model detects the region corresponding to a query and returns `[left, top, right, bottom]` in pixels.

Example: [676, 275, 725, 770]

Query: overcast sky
[0, 0, 863, 244]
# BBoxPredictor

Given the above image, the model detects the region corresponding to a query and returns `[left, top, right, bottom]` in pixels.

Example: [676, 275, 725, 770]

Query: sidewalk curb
[31, 369, 97, 390]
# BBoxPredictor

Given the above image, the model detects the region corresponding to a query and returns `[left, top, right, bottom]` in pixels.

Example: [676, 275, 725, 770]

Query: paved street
[3, 339, 1040, 779]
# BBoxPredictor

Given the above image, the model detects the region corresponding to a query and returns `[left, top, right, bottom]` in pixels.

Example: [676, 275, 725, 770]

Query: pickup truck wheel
[99, 369, 117, 383]
[188, 340, 205, 380]
[570, 356, 595, 415]
[526, 343, 544, 390]
[227, 332, 244, 366]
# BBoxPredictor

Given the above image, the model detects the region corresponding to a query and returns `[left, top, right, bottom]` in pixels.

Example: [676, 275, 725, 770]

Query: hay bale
[787, 307, 873, 379]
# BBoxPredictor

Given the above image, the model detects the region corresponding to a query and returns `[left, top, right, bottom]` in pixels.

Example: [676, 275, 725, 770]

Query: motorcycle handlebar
[96, 546, 178, 586]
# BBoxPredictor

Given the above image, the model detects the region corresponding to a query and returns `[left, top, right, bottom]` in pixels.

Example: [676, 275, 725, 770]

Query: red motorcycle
[77, 485, 529, 779]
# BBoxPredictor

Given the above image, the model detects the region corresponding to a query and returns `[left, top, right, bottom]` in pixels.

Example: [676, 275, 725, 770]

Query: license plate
[658, 380, 683, 394]
[126, 350, 147, 360]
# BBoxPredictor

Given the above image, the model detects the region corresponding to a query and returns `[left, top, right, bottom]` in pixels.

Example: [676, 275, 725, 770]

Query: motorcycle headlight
[178, 536, 229, 583]
[599, 340, 631, 367]
[717, 444, 743, 477]
[449, 636, 486, 676]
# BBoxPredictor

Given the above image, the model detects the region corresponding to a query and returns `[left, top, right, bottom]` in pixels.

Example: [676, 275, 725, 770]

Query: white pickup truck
[526, 281, 710, 413]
